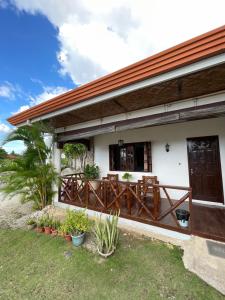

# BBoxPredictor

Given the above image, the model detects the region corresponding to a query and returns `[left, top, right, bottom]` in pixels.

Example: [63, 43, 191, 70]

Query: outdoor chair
[102, 173, 119, 181]
[137, 176, 159, 215]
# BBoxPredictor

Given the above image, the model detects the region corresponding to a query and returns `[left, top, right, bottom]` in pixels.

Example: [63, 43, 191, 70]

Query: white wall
[94, 117, 225, 203]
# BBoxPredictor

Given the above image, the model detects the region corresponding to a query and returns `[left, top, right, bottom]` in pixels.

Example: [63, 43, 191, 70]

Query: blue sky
[0, 0, 225, 153]
[0, 5, 74, 152]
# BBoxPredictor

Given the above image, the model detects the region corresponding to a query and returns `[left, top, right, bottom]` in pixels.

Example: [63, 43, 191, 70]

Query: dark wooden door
[187, 136, 223, 203]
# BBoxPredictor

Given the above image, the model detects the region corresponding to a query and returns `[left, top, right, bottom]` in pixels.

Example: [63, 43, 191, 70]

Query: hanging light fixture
[118, 139, 124, 147]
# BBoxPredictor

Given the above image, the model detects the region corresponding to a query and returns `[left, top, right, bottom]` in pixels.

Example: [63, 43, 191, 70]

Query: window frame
[109, 141, 152, 172]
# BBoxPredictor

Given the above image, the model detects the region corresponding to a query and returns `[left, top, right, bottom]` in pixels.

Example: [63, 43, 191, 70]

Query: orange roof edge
[8, 25, 225, 126]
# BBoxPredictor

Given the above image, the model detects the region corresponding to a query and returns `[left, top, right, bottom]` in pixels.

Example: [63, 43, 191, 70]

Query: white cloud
[10, 0, 225, 85]
[12, 85, 70, 115]
[29, 85, 70, 106]
[0, 82, 16, 99]
[0, 122, 12, 134]
[13, 105, 30, 115]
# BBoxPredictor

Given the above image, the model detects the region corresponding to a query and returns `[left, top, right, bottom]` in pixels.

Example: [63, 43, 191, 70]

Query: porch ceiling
[51, 63, 225, 129]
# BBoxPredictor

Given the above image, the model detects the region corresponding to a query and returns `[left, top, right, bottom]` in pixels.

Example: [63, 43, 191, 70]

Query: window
[109, 142, 152, 172]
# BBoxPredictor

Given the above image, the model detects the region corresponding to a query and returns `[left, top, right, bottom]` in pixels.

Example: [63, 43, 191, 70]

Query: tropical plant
[122, 172, 132, 181]
[94, 211, 119, 257]
[42, 214, 53, 228]
[0, 123, 58, 209]
[59, 223, 71, 236]
[84, 164, 99, 180]
[52, 219, 61, 230]
[36, 216, 45, 228]
[63, 209, 90, 236]
[63, 143, 87, 170]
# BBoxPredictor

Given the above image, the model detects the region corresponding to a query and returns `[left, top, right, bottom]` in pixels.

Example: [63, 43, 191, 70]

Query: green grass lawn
[0, 229, 223, 300]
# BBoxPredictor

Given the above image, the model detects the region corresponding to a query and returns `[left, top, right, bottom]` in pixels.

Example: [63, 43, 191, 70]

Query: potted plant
[51, 220, 61, 236]
[36, 216, 45, 233]
[26, 218, 37, 230]
[175, 209, 190, 227]
[94, 212, 119, 258]
[60, 223, 72, 242]
[65, 210, 90, 247]
[43, 214, 53, 235]
[84, 164, 100, 190]
[122, 172, 132, 182]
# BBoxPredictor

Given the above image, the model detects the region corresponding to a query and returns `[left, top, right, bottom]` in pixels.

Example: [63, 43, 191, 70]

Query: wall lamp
[118, 139, 124, 147]
[165, 143, 170, 152]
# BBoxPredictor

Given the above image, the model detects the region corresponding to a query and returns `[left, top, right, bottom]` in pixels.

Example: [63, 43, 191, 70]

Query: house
[8, 25, 225, 243]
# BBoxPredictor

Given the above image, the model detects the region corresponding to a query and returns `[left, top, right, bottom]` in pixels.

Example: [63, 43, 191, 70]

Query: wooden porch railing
[59, 174, 192, 234]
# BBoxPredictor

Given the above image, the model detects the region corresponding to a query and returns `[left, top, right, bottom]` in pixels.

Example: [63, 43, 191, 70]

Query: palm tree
[0, 123, 58, 209]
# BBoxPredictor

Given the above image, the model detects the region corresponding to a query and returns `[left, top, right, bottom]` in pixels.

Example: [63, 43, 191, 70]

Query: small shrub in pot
[122, 172, 132, 182]
[59, 223, 72, 242]
[43, 214, 53, 235]
[84, 164, 100, 190]
[36, 216, 45, 233]
[94, 211, 119, 258]
[65, 210, 90, 246]
[51, 220, 61, 236]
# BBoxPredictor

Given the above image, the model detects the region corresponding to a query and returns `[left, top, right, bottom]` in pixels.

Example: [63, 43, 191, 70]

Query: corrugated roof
[8, 25, 225, 126]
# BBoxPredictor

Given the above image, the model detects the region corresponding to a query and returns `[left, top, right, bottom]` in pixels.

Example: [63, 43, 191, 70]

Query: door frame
[186, 135, 224, 203]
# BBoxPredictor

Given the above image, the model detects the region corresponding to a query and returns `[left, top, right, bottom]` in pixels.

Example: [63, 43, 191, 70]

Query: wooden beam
[58, 125, 115, 142]
[56, 100, 225, 141]
[112, 99, 128, 112]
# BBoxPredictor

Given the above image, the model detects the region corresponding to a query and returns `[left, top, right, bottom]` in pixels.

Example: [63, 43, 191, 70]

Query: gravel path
[0, 191, 34, 229]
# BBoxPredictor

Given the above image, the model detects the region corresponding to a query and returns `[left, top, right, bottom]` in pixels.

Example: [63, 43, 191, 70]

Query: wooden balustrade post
[85, 180, 89, 207]
[153, 185, 160, 220]
[188, 188, 193, 234]
[71, 177, 75, 202]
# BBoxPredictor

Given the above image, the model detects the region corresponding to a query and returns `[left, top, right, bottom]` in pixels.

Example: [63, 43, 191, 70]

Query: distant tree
[63, 143, 87, 170]
[0, 147, 7, 160]
[10, 150, 16, 156]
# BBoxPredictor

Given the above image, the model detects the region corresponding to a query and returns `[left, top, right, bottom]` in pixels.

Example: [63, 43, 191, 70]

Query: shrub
[84, 164, 99, 180]
[60, 210, 90, 236]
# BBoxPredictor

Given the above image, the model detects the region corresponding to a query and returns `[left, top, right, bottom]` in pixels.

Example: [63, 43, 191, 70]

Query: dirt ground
[0, 191, 34, 229]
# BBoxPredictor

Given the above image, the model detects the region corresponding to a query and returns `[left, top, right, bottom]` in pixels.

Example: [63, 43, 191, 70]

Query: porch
[59, 174, 225, 242]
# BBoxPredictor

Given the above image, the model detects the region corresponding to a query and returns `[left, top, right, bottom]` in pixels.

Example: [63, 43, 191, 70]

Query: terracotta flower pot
[44, 227, 52, 235]
[64, 234, 72, 242]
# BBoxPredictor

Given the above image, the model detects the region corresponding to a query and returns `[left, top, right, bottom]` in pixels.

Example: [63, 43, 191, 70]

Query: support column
[52, 142, 61, 204]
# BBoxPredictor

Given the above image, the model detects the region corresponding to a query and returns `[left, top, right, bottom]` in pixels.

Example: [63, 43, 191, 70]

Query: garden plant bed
[0, 229, 223, 299]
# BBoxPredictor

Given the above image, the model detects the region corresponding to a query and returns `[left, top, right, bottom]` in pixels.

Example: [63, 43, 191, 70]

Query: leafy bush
[94, 212, 119, 256]
[61, 210, 90, 236]
[84, 164, 99, 180]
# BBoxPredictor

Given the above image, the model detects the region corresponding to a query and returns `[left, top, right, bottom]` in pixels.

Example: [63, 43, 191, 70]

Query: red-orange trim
[8, 25, 225, 126]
